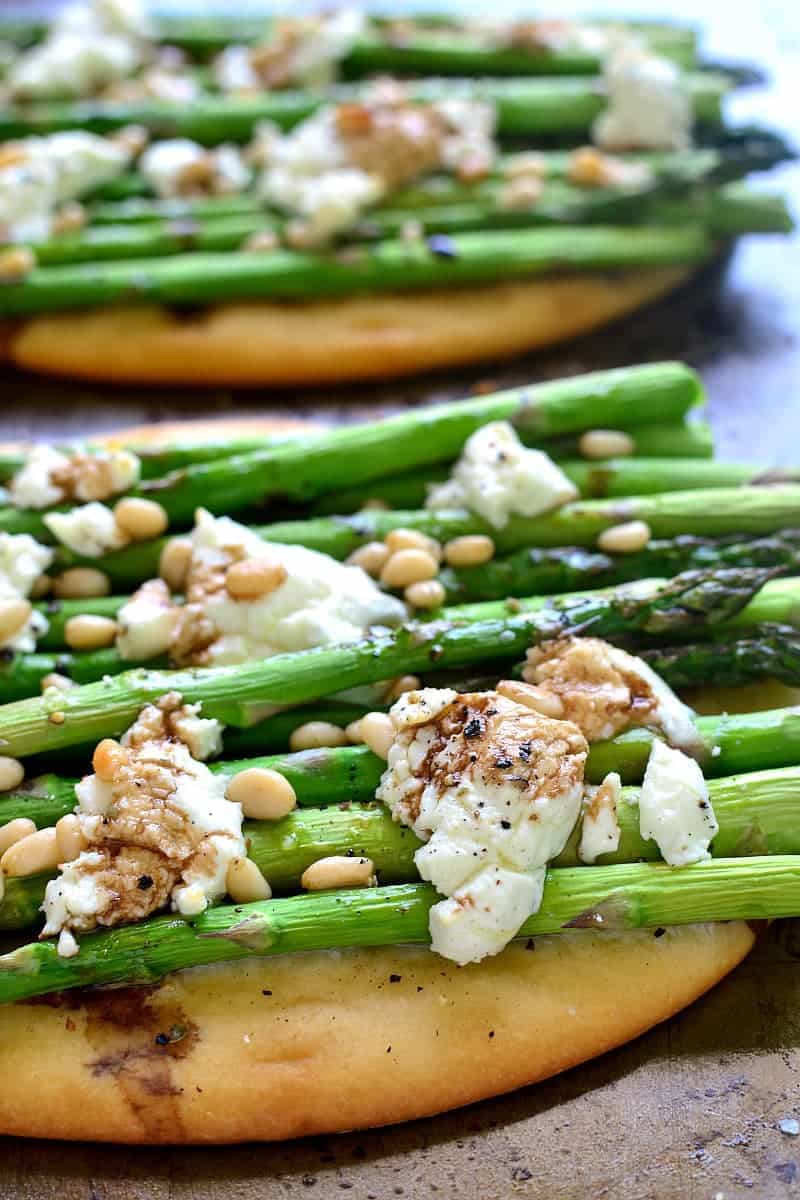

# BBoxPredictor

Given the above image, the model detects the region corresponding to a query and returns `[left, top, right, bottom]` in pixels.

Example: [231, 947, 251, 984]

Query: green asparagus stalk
[0, 568, 785, 758]
[0, 224, 715, 318]
[0, 856, 796, 1004]
[0, 73, 729, 143]
[4, 765, 798, 932]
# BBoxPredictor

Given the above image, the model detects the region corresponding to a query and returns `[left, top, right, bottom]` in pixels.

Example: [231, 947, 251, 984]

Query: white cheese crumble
[183, 509, 406, 665]
[8, 443, 139, 509]
[8, 446, 65, 510]
[44, 501, 128, 558]
[0, 532, 53, 651]
[42, 697, 238, 950]
[638, 740, 718, 866]
[285, 8, 367, 89]
[593, 48, 692, 152]
[426, 421, 578, 530]
[578, 771, 622, 864]
[213, 44, 260, 94]
[377, 687, 588, 964]
[8, 0, 152, 99]
[116, 578, 181, 661]
[139, 139, 251, 198]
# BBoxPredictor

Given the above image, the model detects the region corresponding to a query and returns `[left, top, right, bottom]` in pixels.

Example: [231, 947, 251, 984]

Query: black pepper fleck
[389, 974, 401, 983]
[464, 717, 484, 739]
[654, 927, 666, 938]
[137, 875, 153, 891]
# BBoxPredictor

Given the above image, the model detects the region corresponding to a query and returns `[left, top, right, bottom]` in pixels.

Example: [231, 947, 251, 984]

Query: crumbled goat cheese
[435, 98, 496, 173]
[284, 9, 367, 89]
[638, 740, 717, 866]
[8, 0, 152, 99]
[213, 44, 260, 94]
[525, 635, 700, 751]
[41, 695, 237, 943]
[0, 132, 130, 242]
[44, 501, 128, 558]
[578, 772, 622, 864]
[218, 9, 366, 94]
[0, 532, 53, 651]
[140, 139, 251, 198]
[8, 443, 139, 509]
[593, 48, 692, 151]
[377, 688, 588, 964]
[116, 578, 181, 661]
[172, 509, 406, 666]
[426, 421, 578, 530]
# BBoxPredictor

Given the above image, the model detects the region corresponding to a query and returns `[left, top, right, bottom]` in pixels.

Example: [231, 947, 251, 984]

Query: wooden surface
[1, 1, 800, 1196]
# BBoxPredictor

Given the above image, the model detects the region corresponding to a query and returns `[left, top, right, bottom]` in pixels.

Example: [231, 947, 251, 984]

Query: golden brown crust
[0, 923, 753, 1143]
[5, 269, 694, 387]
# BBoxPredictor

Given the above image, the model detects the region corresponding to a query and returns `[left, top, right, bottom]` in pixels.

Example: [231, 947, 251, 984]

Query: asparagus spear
[0, 224, 715, 318]
[0, 73, 729, 143]
[0, 569, 785, 758]
[3, 765, 798, 932]
[0, 856, 796, 1004]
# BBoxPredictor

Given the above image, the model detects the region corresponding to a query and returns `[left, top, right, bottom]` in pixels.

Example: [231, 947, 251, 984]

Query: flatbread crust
[0, 925, 754, 1144]
[4, 268, 693, 387]
[0, 414, 761, 1143]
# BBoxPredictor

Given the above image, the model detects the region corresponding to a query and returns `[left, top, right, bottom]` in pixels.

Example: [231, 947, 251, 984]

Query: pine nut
[359, 711, 395, 760]
[31, 574, 53, 599]
[0, 599, 31, 643]
[405, 579, 445, 609]
[444, 535, 495, 567]
[497, 679, 565, 719]
[55, 813, 85, 862]
[345, 719, 365, 744]
[381, 548, 438, 588]
[385, 529, 441, 560]
[49, 711, 66, 725]
[383, 675, 421, 702]
[114, 497, 168, 541]
[1, 826, 60, 877]
[301, 855, 375, 891]
[41, 672, 74, 693]
[0, 756, 24, 792]
[242, 229, 279, 253]
[0, 246, 36, 281]
[159, 536, 193, 591]
[346, 541, 390, 577]
[0, 818, 36, 857]
[92, 737, 126, 782]
[578, 429, 635, 460]
[226, 856, 271, 903]
[64, 614, 118, 650]
[504, 152, 547, 179]
[499, 175, 543, 210]
[289, 721, 349, 752]
[53, 567, 112, 599]
[597, 520, 652, 554]
[567, 146, 610, 187]
[225, 557, 287, 601]
[226, 767, 297, 820]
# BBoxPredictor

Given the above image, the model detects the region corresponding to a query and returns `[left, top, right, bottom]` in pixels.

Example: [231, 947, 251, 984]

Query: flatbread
[0, 924, 754, 1144]
[0, 413, 761, 1143]
[4, 268, 693, 387]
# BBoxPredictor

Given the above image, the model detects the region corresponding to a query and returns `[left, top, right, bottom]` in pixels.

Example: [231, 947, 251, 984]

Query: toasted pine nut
[0, 818, 36, 857]
[289, 721, 349, 752]
[381, 548, 438, 589]
[359, 711, 395, 760]
[567, 146, 611, 187]
[0, 756, 24, 792]
[159, 536, 193, 591]
[1, 826, 60, 877]
[242, 229, 279, 253]
[225, 557, 287, 601]
[383, 675, 421, 703]
[497, 679, 565, 719]
[0, 598, 31, 643]
[301, 855, 375, 892]
[499, 175, 543, 210]
[578, 429, 636, 460]
[64, 614, 118, 650]
[345, 719, 365, 744]
[49, 711, 66, 725]
[55, 813, 85, 862]
[226, 767, 297, 820]
[0, 246, 36, 281]
[92, 737, 126, 782]
[41, 672, 74, 693]
[346, 541, 390, 577]
[53, 566, 112, 599]
[597, 520, 652, 554]
[226, 856, 272, 903]
[31, 574, 53, 599]
[404, 579, 445, 609]
[444, 534, 495, 567]
[504, 151, 547, 179]
[114, 497, 168, 541]
[385, 529, 441, 560]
